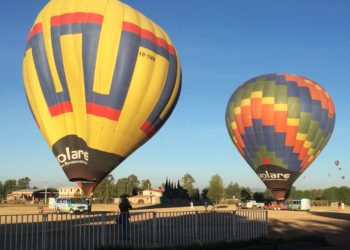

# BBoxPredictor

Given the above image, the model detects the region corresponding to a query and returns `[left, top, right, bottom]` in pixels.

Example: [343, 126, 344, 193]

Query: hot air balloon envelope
[226, 74, 335, 200]
[23, 0, 181, 195]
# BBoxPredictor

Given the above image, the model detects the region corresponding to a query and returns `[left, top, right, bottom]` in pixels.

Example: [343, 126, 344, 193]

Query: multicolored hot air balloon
[226, 74, 335, 200]
[23, 0, 181, 195]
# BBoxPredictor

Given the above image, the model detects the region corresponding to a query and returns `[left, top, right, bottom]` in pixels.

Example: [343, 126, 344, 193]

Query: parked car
[54, 197, 89, 214]
[264, 201, 288, 210]
[288, 199, 311, 211]
[241, 200, 264, 209]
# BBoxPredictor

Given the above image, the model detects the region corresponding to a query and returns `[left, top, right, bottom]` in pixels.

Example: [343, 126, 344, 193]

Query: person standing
[119, 195, 132, 240]
[85, 198, 92, 213]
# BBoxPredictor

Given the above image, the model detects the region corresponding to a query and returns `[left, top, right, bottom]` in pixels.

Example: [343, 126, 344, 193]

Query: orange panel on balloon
[274, 111, 287, 133]
[251, 98, 262, 119]
[261, 104, 274, 126]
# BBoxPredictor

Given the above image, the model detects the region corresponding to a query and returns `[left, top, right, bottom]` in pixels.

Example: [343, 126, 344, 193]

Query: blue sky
[0, 0, 349, 191]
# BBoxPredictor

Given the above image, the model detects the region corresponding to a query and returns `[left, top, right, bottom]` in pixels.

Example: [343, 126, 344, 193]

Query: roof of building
[130, 195, 150, 198]
[8, 188, 58, 194]
[59, 186, 81, 189]
[143, 189, 164, 193]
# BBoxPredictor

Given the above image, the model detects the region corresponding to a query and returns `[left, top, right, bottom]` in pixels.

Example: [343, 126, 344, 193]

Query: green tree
[93, 175, 115, 202]
[141, 179, 152, 190]
[240, 187, 251, 201]
[263, 188, 273, 201]
[127, 174, 140, 196]
[115, 174, 140, 197]
[288, 186, 304, 199]
[225, 182, 241, 199]
[17, 177, 31, 189]
[191, 188, 200, 200]
[181, 173, 196, 198]
[207, 174, 225, 203]
[116, 178, 129, 197]
[201, 188, 209, 199]
[0, 181, 4, 199]
[335, 186, 350, 201]
[253, 192, 264, 202]
[3, 179, 17, 195]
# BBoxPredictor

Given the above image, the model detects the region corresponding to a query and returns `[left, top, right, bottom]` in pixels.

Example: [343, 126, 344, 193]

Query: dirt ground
[1, 204, 349, 249]
[267, 206, 350, 249]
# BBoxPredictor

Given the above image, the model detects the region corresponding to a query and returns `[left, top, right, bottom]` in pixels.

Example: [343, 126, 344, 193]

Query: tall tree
[207, 174, 225, 203]
[181, 173, 195, 190]
[115, 174, 140, 197]
[0, 181, 4, 199]
[201, 187, 209, 199]
[3, 179, 17, 195]
[17, 177, 31, 189]
[141, 179, 152, 190]
[225, 182, 241, 199]
[181, 173, 197, 198]
[263, 188, 273, 201]
[127, 174, 140, 196]
[253, 192, 264, 202]
[116, 178, 129, 197]
[93, 175, 115, 202]
[240, 187, 251, 200]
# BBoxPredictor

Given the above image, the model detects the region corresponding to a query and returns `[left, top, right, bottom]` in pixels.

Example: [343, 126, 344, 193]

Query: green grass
[98, 234, 329, 250]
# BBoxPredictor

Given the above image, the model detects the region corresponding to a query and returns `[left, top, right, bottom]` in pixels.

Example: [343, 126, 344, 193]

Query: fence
[0, 210, 268, 250]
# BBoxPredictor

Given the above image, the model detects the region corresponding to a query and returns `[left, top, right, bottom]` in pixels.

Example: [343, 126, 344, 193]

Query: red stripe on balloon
[86, 103, 121, 121]
[49, 102, 73, 116]
[51, 12, 104, 26]
[122, 21, 176, 55]
[27, 23, 43, 41]
[141, 120, 156, 137]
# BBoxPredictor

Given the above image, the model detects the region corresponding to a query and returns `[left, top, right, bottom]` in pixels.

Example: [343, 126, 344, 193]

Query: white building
[58, 186, 83, 197]
[115, 189, 164, 205]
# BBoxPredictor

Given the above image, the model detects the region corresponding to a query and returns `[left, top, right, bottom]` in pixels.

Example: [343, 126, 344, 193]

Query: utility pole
[45, 184, 47, 205]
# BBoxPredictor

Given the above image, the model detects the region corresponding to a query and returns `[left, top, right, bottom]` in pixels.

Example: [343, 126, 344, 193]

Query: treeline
[92, 174, 152, 202]
[287, 186, 350, 202]
[1, 174, 349, 203]
[0, 177, 33, 199]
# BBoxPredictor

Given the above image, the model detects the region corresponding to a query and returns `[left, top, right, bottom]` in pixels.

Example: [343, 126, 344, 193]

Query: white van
[288, 198, 311, 211]
[54, 197, 88, 214]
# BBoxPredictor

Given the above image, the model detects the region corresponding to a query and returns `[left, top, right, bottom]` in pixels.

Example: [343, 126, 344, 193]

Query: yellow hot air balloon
[23, 0, 181, 195]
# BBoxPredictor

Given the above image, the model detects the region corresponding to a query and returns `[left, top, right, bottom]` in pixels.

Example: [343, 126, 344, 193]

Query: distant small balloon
[328, 173, 331, 177]
[334, 160, 340, 166]
[341, 176, 345, 180]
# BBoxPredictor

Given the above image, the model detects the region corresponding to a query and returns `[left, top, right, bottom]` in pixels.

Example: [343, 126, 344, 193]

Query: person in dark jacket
[119, 195, 132, 240]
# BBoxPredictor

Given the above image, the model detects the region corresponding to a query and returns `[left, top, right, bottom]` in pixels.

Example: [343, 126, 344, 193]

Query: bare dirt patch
[267, 207, 350, 249]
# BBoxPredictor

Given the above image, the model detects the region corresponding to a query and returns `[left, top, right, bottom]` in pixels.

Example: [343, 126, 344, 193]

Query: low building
[117, 189, 164, 205]
[6, 188, 58, 204]
[58, 186, 83, 197]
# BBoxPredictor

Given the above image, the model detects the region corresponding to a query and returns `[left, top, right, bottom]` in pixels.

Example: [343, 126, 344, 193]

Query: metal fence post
[195, 211, 200, 244]
[232, 211, 237, 241]
[101, 212, 106, 247]
[265, 210, 268, 237]
[152, 212, 158, 247]
[42, 214, 48, 250]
